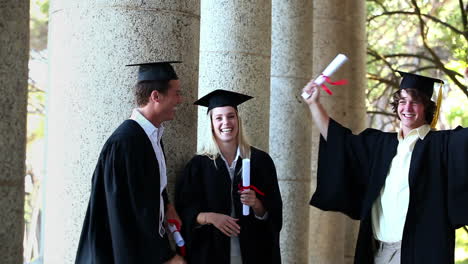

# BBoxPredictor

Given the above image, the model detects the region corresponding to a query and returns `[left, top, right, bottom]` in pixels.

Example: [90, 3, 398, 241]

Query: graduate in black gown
[303, 71, 468, 264]
[75, 62, 186, 264]
[175, 90, 283, 264]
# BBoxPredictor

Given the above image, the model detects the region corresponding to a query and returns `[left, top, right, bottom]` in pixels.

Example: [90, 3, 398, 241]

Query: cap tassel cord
[430, 83, 443, 129]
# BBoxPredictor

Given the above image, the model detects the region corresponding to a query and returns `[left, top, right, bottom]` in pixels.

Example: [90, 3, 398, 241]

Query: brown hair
[390, 88, 436, 124]
[133, 80, 170, 106]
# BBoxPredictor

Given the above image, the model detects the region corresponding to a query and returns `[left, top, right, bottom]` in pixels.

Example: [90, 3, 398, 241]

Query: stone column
[0, 1, 29, 263]
[197, 0, 271, 151]
[270, 0, 313, 263]
[343, 1, 367, 262]
[308, 0, 366, 263]
[345, 0, 367, 134]
[45, 1, 199, 263]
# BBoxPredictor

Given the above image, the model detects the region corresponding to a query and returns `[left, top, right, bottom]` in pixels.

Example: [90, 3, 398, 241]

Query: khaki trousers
[374, 240, 401, 264]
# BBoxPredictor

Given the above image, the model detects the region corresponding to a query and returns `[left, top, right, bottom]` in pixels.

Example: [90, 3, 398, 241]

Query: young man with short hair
[304, 71, 467, 264]
[75, 61, 186, 264]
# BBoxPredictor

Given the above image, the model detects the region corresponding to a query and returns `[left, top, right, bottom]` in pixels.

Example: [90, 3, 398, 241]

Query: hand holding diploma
[167, 220, 185, 247]
[167, 219, 186, 257]
[301, 53, 348, 98]
[302, 82, 331, 140]
[242, 159, 251, 216]
[240, 159, 267, 218]
[302, 82, 321, 103]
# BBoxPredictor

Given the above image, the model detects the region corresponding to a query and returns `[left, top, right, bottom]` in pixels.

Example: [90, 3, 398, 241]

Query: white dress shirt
[220, 148, 268, 261]
[220, 148, 243, 258]
[130, 109, 167, 237]
[371, 124, 430, 242]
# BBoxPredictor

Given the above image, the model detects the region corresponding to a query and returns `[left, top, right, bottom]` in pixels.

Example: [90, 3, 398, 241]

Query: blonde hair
[197, 108, 251, 160]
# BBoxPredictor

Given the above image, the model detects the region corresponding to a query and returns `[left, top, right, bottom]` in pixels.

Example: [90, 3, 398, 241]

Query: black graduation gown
[75, 120, 173, 264]
[310, 119, 468, 264]
[175, 147, 283, 264]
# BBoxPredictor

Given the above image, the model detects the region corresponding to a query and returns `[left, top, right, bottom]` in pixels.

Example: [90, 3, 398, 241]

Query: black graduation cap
[126, 61, 181, 82]
[397, 71, 443, 98]
[194, 89, 253, 112]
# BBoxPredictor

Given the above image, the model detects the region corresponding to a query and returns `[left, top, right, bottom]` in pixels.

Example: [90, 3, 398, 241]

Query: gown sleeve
[253, 151, 283, 263]
[255, 151, 283, 234]
[103, 138, 162, 263]
[447, 126, 468, 228]
[175, 156, 205, 253]
[310, 118, 387, 220]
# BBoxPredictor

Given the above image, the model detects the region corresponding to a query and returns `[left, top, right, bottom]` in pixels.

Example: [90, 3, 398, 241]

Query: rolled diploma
[242, 159, 251, 216]
[301, 53, 349, 99]
[168, 223, 185, 247]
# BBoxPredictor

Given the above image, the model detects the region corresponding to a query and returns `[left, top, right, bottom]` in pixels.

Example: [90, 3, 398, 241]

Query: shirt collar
[397, 124, 431, 141]
[130, 108, 164, 141]
[220, 147, 241, 168]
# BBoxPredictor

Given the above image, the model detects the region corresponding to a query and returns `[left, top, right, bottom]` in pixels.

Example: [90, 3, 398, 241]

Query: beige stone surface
[271, 0, 313, 262]
[0, 0, 29, 263]
[309, 208, 347, 263]
[343, 2, 366, 261]
[308, 0, 367, 263]
[279, 180, 312, 263]
[198, 52, 271, 150]
[197, 0, 271, 151]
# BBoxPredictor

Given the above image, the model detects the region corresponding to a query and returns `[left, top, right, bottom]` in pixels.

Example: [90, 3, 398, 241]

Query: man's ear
[150, 90, 160, 103]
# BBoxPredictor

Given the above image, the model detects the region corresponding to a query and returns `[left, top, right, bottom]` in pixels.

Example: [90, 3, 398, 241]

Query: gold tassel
[430, 83, 443, 129]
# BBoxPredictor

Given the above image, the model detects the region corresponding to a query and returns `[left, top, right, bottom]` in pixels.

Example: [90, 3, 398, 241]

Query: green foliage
[366, 0, 467, 131]
[30, 0, 49, 51]
[456, 228, 468, 251]
[28, 0, 48, 144]
[447, 106, 468, 127]
[27, 82, 46, 144]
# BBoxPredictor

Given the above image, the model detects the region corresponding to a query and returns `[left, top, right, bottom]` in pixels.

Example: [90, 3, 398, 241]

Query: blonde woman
[175, 90, 282, 264]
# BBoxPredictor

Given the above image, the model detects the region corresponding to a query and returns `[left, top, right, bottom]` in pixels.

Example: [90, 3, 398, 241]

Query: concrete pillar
[308, 0, 366, 263]
[45, 1, 199, 263]
[270, 0, 313, 263]
[345, 0, 367, 134]
[197, 0, 271, 151]
[343, 1, 367, 263]
[0, 1, 29, 263]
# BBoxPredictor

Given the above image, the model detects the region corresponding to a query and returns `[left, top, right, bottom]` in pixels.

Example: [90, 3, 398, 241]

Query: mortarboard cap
[397, 71, 443, 98]
[126, 61, 181, 82]
[194, 89, 253, 112]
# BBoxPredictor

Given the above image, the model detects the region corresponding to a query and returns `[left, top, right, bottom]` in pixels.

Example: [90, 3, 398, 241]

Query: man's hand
[164, 254, 186, 264]
[302, 81, 321, 105]
[166, 203, 182, 226]
[302, 80, 330, 139]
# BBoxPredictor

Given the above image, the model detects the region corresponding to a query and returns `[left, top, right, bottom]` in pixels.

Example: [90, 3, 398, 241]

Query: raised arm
[302, 81, 330, 140]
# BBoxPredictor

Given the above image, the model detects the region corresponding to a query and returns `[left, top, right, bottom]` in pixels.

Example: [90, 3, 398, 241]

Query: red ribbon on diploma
[238, 184, 265, 196]
[167, 219, 186, 257]
[320, 74, 348, 95]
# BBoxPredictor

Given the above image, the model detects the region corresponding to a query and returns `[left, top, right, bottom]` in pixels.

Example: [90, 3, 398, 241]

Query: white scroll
[242, 159, 251, 216]
[168, 223, 185, 247]
[301, 53, 349, 99]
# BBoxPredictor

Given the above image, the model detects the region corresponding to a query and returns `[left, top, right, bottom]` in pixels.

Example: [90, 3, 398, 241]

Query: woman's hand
[240, 189, 266, 217]
[240, 189, 257, 207]
[204, 212, 240, 237]
[302, 81, 321, 105]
